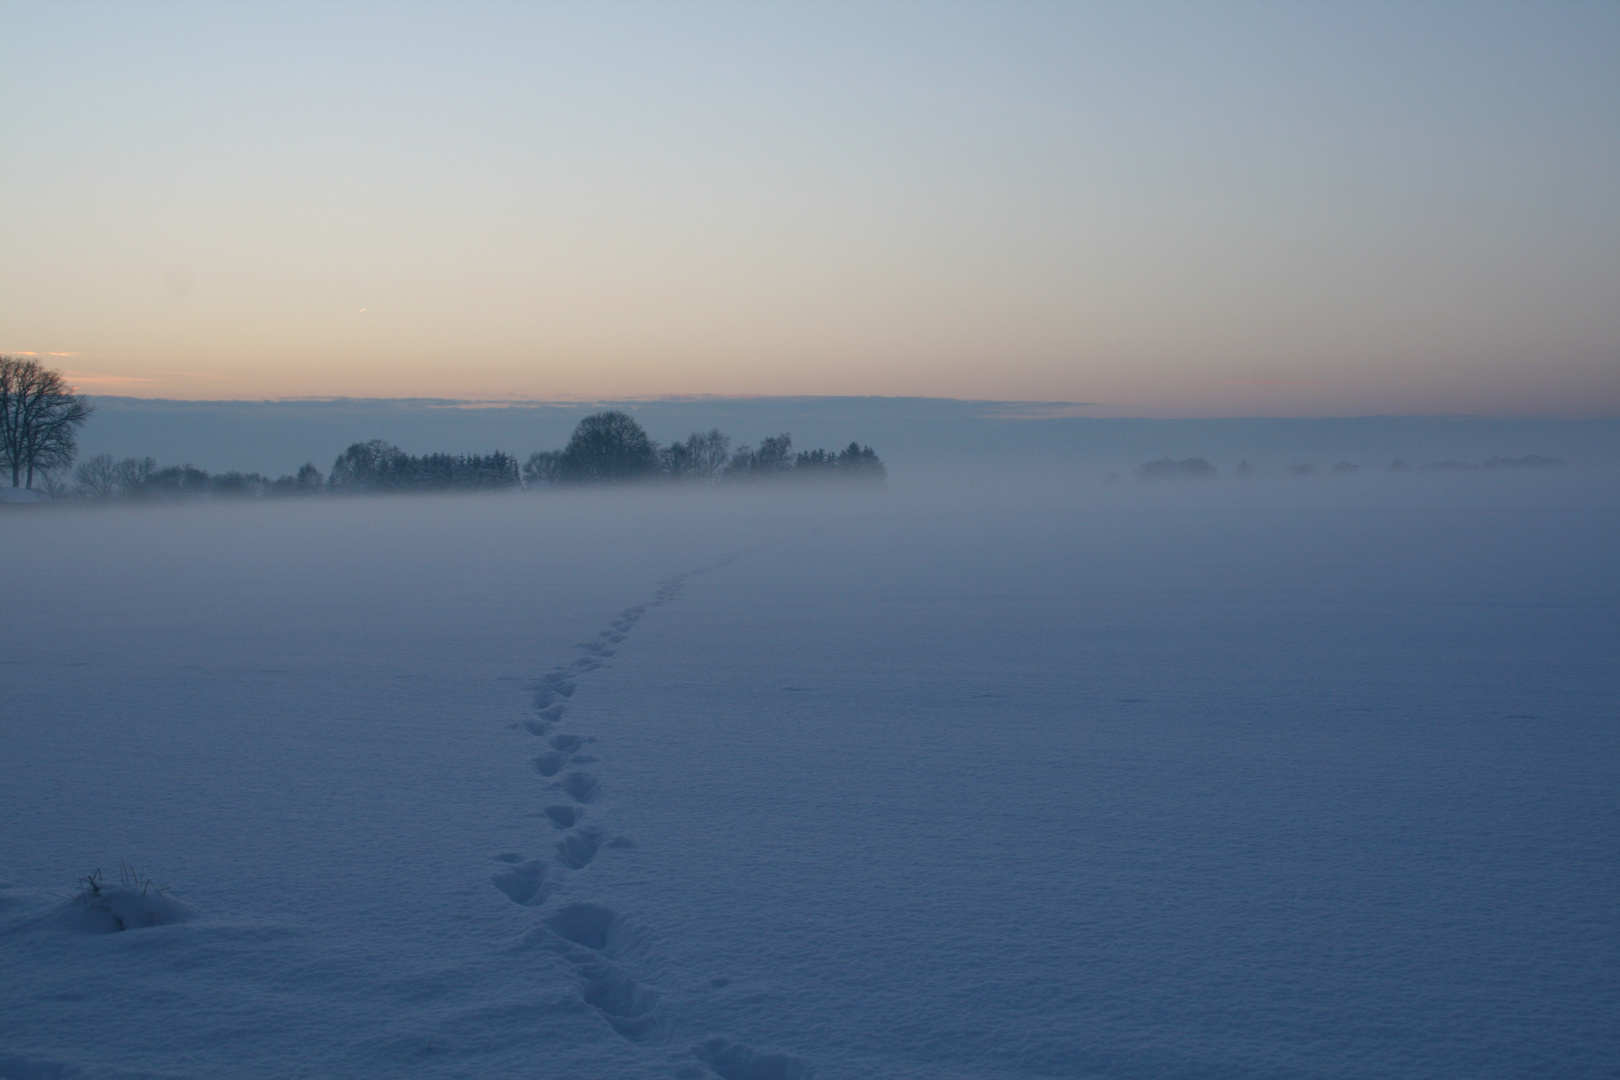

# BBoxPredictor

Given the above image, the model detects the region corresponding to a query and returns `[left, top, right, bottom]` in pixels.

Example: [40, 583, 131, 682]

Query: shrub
[1138, 458, 1217, 481]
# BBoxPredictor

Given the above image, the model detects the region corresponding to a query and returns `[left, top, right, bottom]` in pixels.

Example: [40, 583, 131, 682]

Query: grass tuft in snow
[57, 862, 194, 933]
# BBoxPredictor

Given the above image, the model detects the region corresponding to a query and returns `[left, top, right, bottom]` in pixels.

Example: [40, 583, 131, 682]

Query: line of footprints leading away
[492, 553, 811, 1080]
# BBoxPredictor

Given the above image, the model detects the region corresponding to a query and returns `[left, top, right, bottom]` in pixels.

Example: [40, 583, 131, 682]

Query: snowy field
[2, 470, 1617, 1080]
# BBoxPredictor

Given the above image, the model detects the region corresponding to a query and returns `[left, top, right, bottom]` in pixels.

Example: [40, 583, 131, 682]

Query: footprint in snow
[533, 752, 570, 777]
[555, 827, 605, 869]
[511, 557, 809, 1068]
[533, 734, 597, 776]
[490, 860, 550, 906]
[545, 805, 583, 828]
[538, 904, 663, 1041]
[561, 771, 601, 803]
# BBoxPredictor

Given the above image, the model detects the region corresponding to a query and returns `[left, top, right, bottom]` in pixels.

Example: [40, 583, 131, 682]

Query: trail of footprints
[492, 558, 809, 1080]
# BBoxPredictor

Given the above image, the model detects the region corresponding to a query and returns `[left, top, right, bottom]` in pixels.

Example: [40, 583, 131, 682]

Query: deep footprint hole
[562, 772, 600, 803]
[556, 827, 604, 869]
[545, 805, 582, 829]
[545, 902, 617, 950]
[533, 751, 570, 777]
[490, 861, 550, 906]
[578, 960, 661, 1039]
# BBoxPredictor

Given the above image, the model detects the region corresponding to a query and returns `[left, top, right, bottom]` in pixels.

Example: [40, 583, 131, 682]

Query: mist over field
[72, 394, 1620, 481]
[3, 459, 1616, 1078]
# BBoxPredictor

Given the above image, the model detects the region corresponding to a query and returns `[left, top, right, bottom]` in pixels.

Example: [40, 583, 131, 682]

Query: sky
[1, 1, 1616, 416]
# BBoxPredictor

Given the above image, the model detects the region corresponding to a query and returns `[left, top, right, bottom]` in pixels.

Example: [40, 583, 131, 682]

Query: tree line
[324, 411, 883, 491]
[519, 410, 884, 486]
[0, 368, 886, 501]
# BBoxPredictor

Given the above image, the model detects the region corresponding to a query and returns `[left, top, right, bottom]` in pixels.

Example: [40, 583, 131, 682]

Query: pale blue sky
[2, 1, 1616, 414]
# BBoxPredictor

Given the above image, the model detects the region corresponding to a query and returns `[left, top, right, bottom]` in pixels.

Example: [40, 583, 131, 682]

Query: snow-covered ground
[2, 470, 1616, 1079]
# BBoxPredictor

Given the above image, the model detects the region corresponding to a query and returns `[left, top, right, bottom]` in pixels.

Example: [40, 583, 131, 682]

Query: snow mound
[54, 868, 194, 934]
[0, 488, 49, 504]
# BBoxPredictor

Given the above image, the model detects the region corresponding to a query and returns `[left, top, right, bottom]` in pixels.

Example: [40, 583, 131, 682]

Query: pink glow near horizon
[2, 3, 1616, 417]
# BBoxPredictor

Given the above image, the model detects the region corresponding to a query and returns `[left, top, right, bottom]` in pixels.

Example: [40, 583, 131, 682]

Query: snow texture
[1, 468, 1617, 1078]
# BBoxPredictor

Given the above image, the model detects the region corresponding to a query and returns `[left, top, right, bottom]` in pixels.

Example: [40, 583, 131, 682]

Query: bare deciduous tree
[523, 450, 562, 485]
[73, 452, 121, 498]
[724, 433, 794, 479]
[660, 429, 731, 481]
[557, 411, 658, 483]
[329, 439, 411, 490]
[0, 356, 94, 489]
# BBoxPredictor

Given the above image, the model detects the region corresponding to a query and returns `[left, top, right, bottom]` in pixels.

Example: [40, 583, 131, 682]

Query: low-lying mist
[2, 458, 1615, 1079]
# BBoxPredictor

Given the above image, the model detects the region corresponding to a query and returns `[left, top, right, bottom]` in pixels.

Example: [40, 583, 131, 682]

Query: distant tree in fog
[834, 442, 886, 481]
[73, 454, 165, 500]
[330, 440, 519, 492]
[724, 433, 795, 479]
[330, 440, 413, 490]
[557, 411, 658, 483]
[725, 436, 885, 483]
[454, 452, 520, 488]
[1138, 458, 1217, 481]
[523, 417, 883, 489]
[691, 430, 733, 479]
[143, 465, 213, 495]
[114, 456, 157, 490]
[754, 434, 794, 474]
[722, 443, 755, 476]
[210, 471, 272, 497]
[661, 429, 731, 481]
[267, 463, 326, 495]
[794, 447, 838, 473]
[1285, 463, 1315, 477]
[73, 453, 121, 498]
[524, 450, 562, 485]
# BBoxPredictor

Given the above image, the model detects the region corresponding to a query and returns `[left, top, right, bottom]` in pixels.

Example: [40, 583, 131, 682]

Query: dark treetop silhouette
[0, 356, 94, 489]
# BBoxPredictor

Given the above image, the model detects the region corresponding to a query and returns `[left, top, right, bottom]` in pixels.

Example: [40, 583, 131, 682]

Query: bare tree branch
[0, 356, 95, 489]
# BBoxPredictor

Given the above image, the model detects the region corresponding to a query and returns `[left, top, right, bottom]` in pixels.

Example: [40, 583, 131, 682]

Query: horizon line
[71, 393, 1620, 423]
